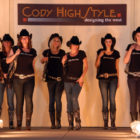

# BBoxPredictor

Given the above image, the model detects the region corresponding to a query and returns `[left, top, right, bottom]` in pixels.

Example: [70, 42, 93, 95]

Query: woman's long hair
[17, 36, 32, 49]
[2, 42, 12, 56]
[49, 38, 61, 51]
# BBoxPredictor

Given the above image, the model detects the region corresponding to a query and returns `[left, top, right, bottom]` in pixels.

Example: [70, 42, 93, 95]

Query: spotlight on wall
[130, 121, 140, 137]
[0, 119, 3, 128]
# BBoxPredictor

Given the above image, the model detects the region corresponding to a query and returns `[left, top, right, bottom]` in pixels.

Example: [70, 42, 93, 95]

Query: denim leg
[55, 81, 64, 113]
[47, 81, 56, 113]
[109, 78, 118, 113]
[13, 79, 24, 118]
[128, 77, 137, 114]
[6, 86, 14, 112]
[99, 80, 109, 113]
[0, 83, 5, 111]
[72, 83, 82, 112]
[64, 82, 73, 113]
[24, 78, 35, 115]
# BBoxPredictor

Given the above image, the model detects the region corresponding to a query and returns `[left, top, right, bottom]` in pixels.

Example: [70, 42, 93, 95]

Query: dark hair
[17, 36, 32, 49]
[1, 34, 14, 56]
[101, 33, 116, 50]
[132, 27, 140, 42]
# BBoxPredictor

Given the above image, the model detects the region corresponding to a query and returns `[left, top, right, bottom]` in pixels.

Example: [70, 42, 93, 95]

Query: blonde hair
[49, 38, 61, 51]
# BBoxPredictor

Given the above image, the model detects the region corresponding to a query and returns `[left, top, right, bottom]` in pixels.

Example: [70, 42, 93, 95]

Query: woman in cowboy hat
[62, 36, 88, 130]
[6, 29, 37, 130]
[95, 33, 120, 130]
[0, 34, 15, 129]
[41, 33, 65, 129]
[124, 26, 140, 121]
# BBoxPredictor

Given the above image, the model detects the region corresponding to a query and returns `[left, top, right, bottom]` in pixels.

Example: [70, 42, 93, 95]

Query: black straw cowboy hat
[101, 33, 116, 49]
[67, 36, 82, 47]
[0, 34, 14, 46]
[48, 33, 63, 47]
[17, 29, 32, 39]
[132, 27, 140, 41]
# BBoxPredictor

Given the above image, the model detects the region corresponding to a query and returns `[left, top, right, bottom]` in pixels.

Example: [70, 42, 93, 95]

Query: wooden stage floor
[0, 127, 138, 140]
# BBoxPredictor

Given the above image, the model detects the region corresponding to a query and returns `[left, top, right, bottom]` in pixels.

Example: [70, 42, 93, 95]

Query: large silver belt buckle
[19, 74, 25, 79]
[56, 77, 61, 81]
[104, 73, 109, 78]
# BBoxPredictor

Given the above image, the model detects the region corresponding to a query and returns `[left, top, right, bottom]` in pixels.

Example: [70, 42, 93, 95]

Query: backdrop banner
[18, 4, 126, 25]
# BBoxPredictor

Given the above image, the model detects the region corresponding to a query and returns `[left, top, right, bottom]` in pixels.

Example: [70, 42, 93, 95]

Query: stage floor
[0, 127, 138, 140]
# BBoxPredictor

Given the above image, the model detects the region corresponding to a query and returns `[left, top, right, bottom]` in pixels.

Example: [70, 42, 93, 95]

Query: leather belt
[98, 73, 117, 78]
[67, 76, 79, 81]
[14, 73, 34, 79]
[48, 75, 62, 81]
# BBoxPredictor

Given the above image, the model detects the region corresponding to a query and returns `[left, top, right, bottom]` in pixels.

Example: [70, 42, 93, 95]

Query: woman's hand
[99, 50, 105, 58]
[62, 55, 67, 65]
[41, 57, 48, 63]
[130, 44, 136, 51]
[4, 74, 7, 79]
[77, 76, 84, 87]
[15, 49, 21, 56]
[95, 50, 104, 68]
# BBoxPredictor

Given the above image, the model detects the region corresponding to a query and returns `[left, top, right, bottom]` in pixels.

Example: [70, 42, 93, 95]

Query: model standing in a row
[41, 33, 65, 129]
[95, 33, 120, 130]
[124, 26, 140, 121]
[62, 36, 88, 130]
[0, 34, 15, 129]
[7, 29, 37, 130]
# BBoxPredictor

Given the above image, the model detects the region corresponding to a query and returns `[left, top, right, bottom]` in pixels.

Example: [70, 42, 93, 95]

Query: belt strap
[99, 73, 117, 78]
[48, 75, 62, 81]
[14, 73, 34, 79]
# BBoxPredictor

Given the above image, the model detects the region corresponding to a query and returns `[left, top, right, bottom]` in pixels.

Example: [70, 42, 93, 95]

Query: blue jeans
[127, 77, 140, 114]
[47, 81, 64, 113]
[64, 82, 82, 113]
[0, 82, 14, 112]
[13, 78, 35, 119]
[99, 78, 118, 113]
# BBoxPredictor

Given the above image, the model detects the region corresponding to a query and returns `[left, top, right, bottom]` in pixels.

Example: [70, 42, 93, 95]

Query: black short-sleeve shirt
[42, 49, 65, 81]
[97, 49, 120, 79]
[0, 52, 9, 73]
[13, 46, 37, 75]
[126, 43, 140, 73]
[64, 50, 86, 82]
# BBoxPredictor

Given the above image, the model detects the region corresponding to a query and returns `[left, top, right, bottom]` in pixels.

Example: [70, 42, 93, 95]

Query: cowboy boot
[110, 112, 116, 130]
[8, 110, 14, 129]
[102, 111, 108, 130]
[130, 112, 138, 121]
[56, 112, 61, 129]
[67, 113, 74, 130]
[74, 110, 81, 130]
[26, 113, 32, 130]
[49, 112, 55, 129]
[16, 114, 23, 130]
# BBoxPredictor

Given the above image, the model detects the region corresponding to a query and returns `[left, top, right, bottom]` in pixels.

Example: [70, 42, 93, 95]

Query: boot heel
[68, 113, 74, 130]
[74, 111, 81, 130]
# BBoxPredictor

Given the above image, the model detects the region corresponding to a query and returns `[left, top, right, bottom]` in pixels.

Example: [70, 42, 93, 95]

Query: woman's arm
[6, 49, 20, 64]
[62, 55, 67, 66]
[116, 58, 119, 88]
[95, 51, 104, 68]
[124, 45, 135, 64]
[40, 57, 48, 64]
[33, 57, 37, 73]
[77, 57, 88, 87]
